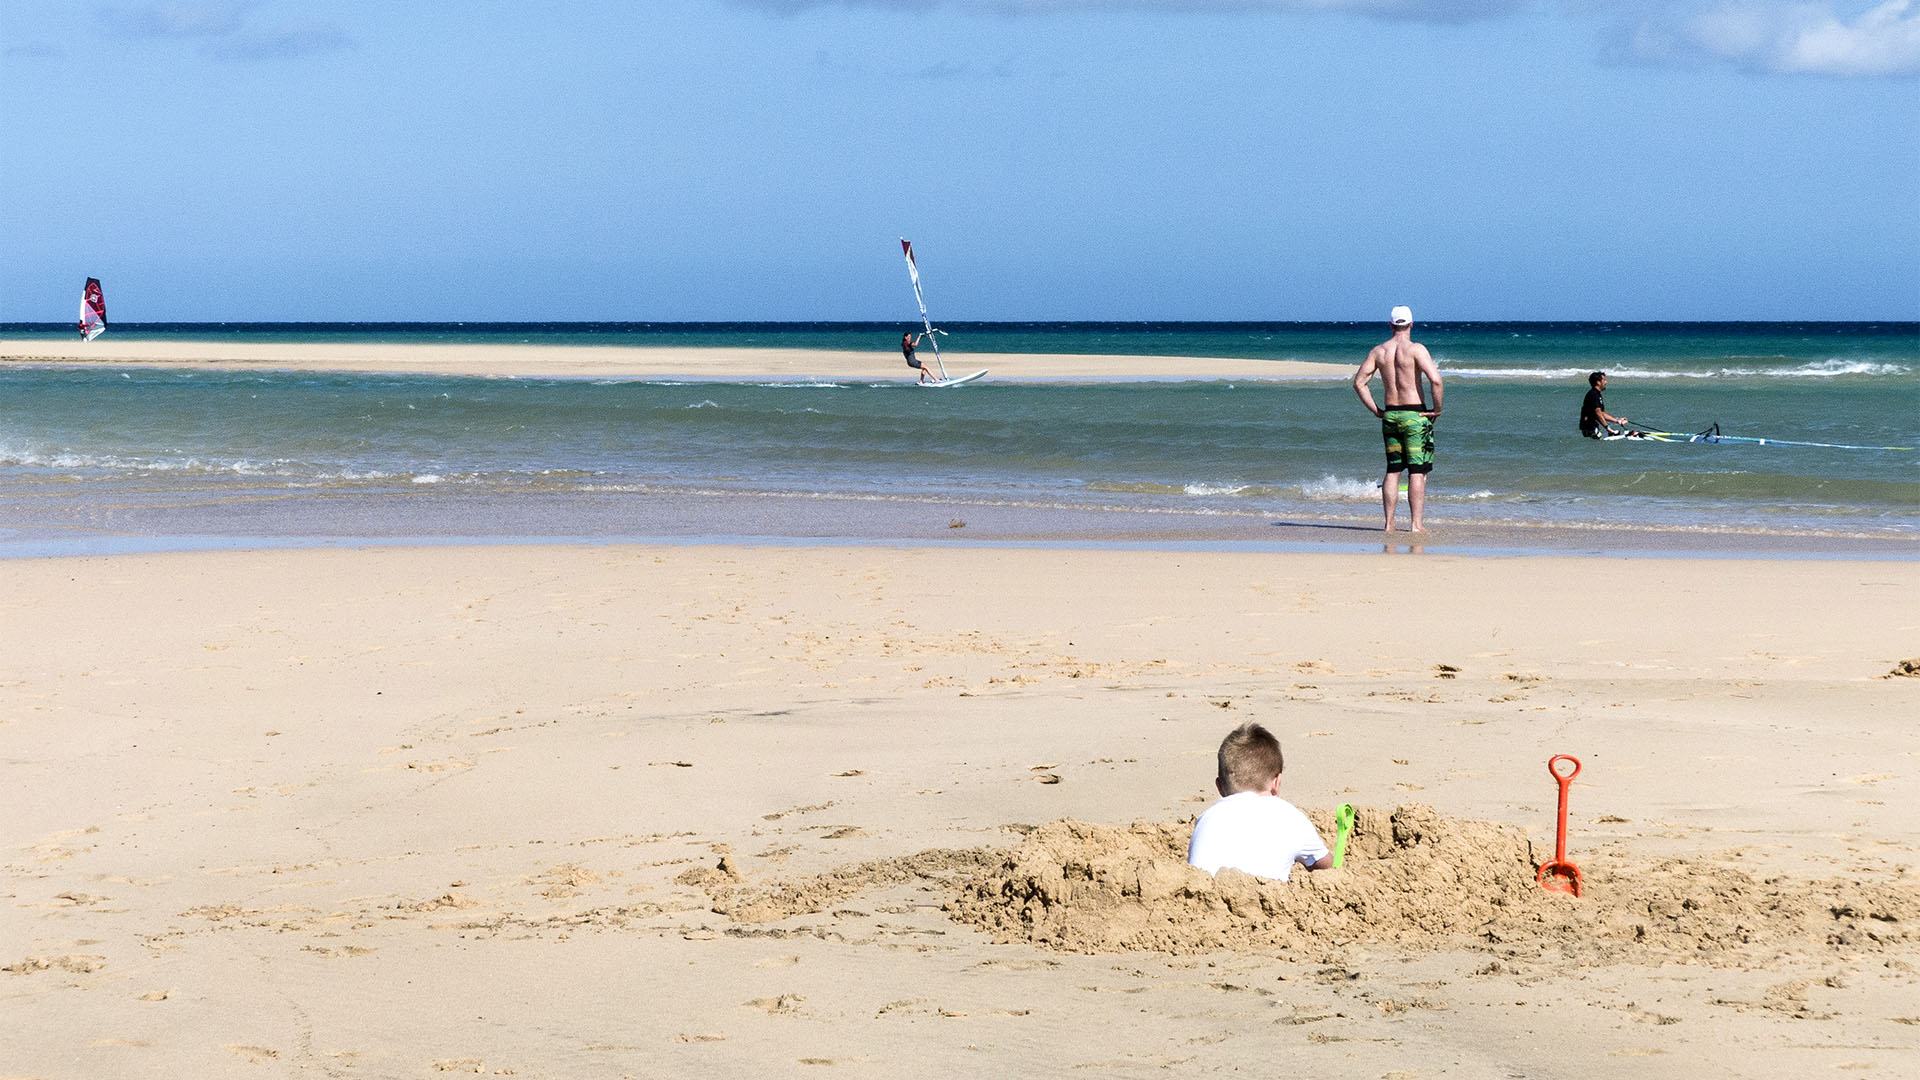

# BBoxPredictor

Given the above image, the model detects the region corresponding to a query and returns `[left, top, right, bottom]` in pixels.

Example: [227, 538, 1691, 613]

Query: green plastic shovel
[1331, 803, 1356, 868]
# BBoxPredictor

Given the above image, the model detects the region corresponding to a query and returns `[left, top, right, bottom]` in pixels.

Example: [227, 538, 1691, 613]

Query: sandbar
[0, 339, 1349, 381]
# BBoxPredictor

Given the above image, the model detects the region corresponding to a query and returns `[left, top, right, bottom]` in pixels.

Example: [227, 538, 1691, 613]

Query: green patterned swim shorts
[1381, 408, 1435, 474]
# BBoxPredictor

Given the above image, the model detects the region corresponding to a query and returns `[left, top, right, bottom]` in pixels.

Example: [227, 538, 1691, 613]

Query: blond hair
[1216, 722, 1284, 795]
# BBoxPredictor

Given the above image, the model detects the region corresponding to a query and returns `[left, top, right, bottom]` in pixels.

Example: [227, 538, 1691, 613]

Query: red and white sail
[899, 239, 944, 377]
[78, 278, 106, 341]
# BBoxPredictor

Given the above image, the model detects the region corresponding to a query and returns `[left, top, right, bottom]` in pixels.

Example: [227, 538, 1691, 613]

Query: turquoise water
[1, 323, 1915, 550]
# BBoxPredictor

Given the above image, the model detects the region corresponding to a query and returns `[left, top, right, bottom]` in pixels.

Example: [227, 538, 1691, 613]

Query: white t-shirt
[1187, 791, 1330, 882]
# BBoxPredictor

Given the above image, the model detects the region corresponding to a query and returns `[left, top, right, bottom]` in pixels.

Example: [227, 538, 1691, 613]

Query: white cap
[1390, 305, 1413, 327]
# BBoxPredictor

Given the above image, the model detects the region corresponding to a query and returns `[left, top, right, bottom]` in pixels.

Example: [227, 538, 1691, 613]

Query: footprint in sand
[4, 954, 106, 975]
[763, 802, 834, 822]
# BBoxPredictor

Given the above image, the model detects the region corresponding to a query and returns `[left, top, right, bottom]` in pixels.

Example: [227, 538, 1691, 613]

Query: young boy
[1186, 722, 1332, 882]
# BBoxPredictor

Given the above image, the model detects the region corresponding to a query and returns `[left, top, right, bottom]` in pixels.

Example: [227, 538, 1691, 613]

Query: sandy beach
[4, 543, 1916, 1077]
[0, 339, 1349, 381]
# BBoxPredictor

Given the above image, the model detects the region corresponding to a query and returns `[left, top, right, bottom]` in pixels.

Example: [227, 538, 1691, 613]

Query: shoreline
[0, 340, 1351, 380]
[3, 489, 1913, 561]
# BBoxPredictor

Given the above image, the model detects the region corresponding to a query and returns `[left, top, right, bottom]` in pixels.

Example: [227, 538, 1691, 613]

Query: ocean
[1, 322, 1915, 555]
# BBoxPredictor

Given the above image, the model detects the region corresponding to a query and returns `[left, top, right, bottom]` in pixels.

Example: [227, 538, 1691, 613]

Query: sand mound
[943, 805, 1920, 967]
[705, 848, 997, 924]
[677, 806, 1919, 967]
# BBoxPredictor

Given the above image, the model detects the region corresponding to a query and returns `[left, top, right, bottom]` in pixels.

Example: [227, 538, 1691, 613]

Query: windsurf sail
[1628, 422, 1914, 451]
[78, 278, 106, 341]
[900, 238, 947, 380]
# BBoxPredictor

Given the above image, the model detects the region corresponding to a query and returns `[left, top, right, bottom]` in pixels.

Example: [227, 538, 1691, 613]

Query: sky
[2, 0, 1916, 321]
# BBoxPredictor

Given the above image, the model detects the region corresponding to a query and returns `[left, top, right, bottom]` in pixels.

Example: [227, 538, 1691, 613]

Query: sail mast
[900, 239, 947, 379]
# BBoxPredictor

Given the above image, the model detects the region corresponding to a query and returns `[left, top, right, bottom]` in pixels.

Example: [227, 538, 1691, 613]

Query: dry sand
[3, 544, 1917, 1078]
[0, 339, 1348, 381]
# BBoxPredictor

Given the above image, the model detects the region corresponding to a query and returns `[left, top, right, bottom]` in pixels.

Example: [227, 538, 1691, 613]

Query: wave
[0, 443, 479, 486]
[1297, 476, 1380, 500]
[1182, 482, 1250, 496]
[1084, 476, 1529, 504]
[1439, 359, 1912, 379]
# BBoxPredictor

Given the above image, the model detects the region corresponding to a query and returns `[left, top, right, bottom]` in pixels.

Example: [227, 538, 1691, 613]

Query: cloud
[727, 0, 1527, 24]
[98, 2, 253, 38]
[1618, 0, 1920, 74]
[95, 3, 354, 61]
[210, 22, 355, 61]
[732, 0, 1919, 72]
[4, 41, 64, 59]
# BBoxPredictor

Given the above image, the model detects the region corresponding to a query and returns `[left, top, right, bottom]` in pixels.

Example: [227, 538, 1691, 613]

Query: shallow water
[2, 323, 1914, 551]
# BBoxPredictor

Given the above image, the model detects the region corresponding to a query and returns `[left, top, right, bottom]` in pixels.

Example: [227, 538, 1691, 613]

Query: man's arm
[1352, 351, 1383, 417]
[1416, 346, 1443, 417]
[1304, 853, 1333, 871]
[1598, 407, 1627, 431]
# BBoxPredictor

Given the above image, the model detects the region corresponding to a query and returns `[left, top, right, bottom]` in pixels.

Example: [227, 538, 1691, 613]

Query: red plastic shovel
[1536, 754, 1584, 897]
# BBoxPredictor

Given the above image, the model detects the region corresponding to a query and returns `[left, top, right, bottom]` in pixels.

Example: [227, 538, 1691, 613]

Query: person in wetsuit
[1579, 371, 1631, 438]
[1352, 305, 1444, 532]
[902, 331, 936, 384]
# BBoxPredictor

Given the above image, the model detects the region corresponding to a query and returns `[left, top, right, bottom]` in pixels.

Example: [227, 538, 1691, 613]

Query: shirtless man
[1351, 305, 1443, 532]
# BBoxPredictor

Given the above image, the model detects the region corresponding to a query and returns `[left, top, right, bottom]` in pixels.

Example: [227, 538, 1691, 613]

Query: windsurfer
[1579, 372, 1631, 438]
[902, 331, 935, 383]
[78, 278, 106, 342]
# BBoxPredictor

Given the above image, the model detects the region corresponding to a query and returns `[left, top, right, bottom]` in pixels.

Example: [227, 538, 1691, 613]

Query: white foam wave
[0, 443, 426, 483]
[1298, 475, 1381, 501]
[686, 400, 721, 409]
[1440, 360, 1912, 379]
[1183, 482, 1249, 496]
[412, 474, 441, 485]
[1768, 359, 1911, 377]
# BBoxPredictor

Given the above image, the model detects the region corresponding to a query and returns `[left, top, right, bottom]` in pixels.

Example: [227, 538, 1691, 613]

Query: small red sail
[78, 278, 106, 341]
